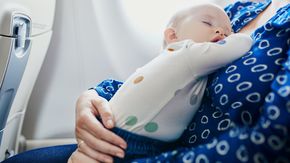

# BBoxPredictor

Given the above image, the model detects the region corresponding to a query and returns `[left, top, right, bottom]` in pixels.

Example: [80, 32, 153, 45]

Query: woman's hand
[68, 150, 100, 163]
[75, 89, 127, 162]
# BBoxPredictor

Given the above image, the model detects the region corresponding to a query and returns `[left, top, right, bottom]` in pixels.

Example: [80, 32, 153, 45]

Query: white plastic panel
[0, 36, 13, 87]
[0, 0, 55, 36]
[0, 113, 22, 160]
[8, 31, 52, 117]
[0, 30, 52, 161]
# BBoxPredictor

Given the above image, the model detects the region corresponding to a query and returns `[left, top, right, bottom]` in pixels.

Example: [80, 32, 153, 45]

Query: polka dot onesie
[108, 34, 251, 142]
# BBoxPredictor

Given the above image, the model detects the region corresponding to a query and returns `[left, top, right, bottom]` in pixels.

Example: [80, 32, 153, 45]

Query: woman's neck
[269, 0, 289, 12]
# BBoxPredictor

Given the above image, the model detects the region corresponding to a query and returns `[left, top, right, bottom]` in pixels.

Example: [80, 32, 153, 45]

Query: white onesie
[109, 33, 252, 142]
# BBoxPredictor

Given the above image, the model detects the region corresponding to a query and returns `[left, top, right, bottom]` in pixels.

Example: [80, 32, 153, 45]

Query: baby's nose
[215, 28, 226, 38]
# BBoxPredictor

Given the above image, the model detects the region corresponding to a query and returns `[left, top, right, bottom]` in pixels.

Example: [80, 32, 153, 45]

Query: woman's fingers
[70, 150, 101, 163]
[77, 142, 114, 163]
[91, 96, 114, 129]
[77, 103, 127, 150]
[77, 126, 125, 158]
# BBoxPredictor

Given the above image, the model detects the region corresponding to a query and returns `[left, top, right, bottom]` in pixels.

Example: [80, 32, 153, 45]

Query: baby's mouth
[211, 36, 223, 42]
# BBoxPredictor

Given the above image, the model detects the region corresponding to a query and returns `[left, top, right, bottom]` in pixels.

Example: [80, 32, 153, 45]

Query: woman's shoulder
[224, 0, 290, 32]
[224, 1, 263, 19]
[224, 0, 290, 20]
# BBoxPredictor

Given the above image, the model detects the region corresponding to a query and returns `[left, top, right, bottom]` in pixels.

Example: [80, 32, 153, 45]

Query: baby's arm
[186, 33, 252, 77]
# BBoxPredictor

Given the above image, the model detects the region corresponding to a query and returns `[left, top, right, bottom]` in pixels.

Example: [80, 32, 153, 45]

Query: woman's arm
[131, 49, 290, 162]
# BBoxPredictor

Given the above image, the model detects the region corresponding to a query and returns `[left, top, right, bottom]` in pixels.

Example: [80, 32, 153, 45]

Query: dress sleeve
[92, 79, 123, 101]
[132, 49, 290, 163]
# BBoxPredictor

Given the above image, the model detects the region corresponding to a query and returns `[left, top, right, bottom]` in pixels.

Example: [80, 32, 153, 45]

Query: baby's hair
[162, 3, 224, 48]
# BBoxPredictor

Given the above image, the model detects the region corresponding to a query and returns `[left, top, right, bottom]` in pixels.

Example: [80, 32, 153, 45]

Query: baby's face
[176, 4, 232, 43]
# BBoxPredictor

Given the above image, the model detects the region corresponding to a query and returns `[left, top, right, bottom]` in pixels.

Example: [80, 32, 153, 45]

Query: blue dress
[95, 1, 290, 162]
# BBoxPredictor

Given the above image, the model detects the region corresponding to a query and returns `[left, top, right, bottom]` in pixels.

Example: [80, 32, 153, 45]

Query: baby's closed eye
[202, 21, 212, 26]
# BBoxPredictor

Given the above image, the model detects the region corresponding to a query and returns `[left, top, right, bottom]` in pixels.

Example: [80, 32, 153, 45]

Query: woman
[70, 0, 290, 162]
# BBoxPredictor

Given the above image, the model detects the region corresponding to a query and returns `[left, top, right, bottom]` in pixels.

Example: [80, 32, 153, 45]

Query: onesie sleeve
[187, 33, 253, 77]
[132, 49, 290, 163]
[92, 79, 123, 101]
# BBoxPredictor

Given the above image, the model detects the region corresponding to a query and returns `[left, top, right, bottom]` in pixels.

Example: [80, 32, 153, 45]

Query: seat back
[0, 0, 55, 161]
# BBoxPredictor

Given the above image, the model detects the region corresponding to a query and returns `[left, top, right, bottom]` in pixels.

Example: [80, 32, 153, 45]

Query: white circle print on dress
[214, 84, 223, 94]
[267, 47, 283, 56]
[201, 116, 209, 124]
[264, 22, 274, 31]
[227, 73, 241, 83]
[189, 122, 196, 131]
[236, 145, 249, 162]
[246, 92, 261, 103]
[243, 57, 256, 66]
[216, 140, 230, 155]
[201, 129, 210, 139]
[236, 81, 252, 92]
[265, 92, 275, 103]
[182, 151, 195, 163]
[225, 65, 237, 73]
[251, 64, 268, 73]
[278, 86, 290, 97]
[195, 154, 209, 163]
[189, 135, 197, 144]
[250, 131, 265, 145]
[220, 94, 229, 105]
[267, 105, 280, 120]
[241, 110, 253, 125]
[276, 75, 287, 85]
[258, 40, 270, 49]
[259, 73, 275, 82]
[231, 101, 243, 109]
[217, 119, 231, 131]
[267, 135, 286, 151]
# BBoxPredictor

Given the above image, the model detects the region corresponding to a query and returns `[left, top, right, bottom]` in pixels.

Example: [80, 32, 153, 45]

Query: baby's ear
[164, 28, 178, 44]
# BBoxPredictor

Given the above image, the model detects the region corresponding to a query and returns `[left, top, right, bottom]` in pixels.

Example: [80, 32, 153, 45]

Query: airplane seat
[0, 0, 55, 161]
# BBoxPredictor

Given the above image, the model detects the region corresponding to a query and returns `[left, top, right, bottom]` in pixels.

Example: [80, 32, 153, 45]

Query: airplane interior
[0, 0, 289, 162]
